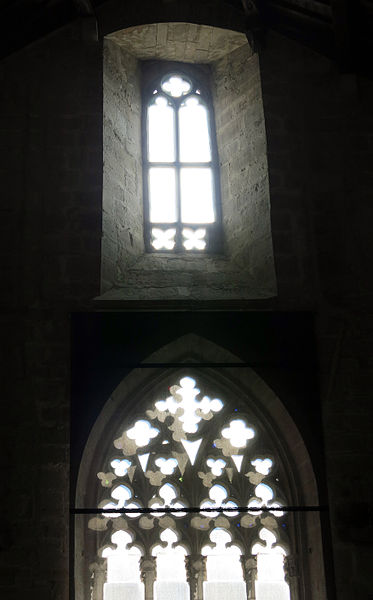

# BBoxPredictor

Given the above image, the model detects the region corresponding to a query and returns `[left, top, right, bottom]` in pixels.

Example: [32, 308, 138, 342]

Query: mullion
[175, 99, 182, 251]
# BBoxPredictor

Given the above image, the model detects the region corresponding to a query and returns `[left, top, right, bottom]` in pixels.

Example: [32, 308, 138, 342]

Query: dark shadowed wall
[1, 5, 372, 600]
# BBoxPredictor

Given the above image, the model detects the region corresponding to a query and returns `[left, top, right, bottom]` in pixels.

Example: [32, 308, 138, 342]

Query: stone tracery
[89, 376, 291, 600]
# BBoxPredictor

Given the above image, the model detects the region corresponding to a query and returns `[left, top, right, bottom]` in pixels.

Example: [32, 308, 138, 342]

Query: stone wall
[0, 20, 102, 600]
[260, 32, 373, 599]
[102, 39, 143, 290]
[0, 11, 372, 600]
[100, 25, 276, 301]
[213, 45, 275, 288]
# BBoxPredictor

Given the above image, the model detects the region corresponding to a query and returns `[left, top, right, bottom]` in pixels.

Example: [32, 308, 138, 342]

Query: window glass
[149, 167, 177, 223]
[148, 97, 175, 162]
[144, 67, 221, 252]
[179, 96, 211, 162]
[180, 168, 214, 223]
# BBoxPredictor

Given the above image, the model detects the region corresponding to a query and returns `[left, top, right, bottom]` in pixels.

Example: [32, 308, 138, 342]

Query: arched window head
[88, 375, 293, 600]
[143, 64, 222, 253]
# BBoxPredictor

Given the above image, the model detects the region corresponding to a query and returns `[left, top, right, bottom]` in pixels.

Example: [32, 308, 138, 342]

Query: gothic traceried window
[142, 65, 222, 253]
[89, 376, 292, 600]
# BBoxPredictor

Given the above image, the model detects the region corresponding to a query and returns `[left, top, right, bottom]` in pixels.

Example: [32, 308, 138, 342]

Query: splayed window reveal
[92, 376, 290, 600]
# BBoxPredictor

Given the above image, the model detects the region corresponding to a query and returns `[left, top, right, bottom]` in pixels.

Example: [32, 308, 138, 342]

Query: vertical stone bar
[89, 560, 107, 600]
[240, 555, 257, 599]
[284, 554, 300, 600]
[185, 554, 207, 600]
[140, 556, 157, 600]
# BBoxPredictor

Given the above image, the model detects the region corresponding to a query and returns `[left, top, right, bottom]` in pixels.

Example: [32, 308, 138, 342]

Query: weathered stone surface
[100, 31, 276, 301]
[107, 23, 247, 63]
[1, 11, 373, 600]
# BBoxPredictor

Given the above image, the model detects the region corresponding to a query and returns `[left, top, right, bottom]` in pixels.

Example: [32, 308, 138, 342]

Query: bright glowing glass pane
[257, 554, 286, 581]
[107, 554, 141, 583]
[110, 459, 131, 476]
[221, 419, 255, 448]
[179, 97, 211, 162]
[182, 228, 206, 250]
[205, 558, 245, 582]
[204, 582, 246, 600]
[155, 457, 178, 474]
[231, 455, 243, 472]
[148, 97, 175, 162]
[203, 529, 244, 584]
[149, 168, 176, 223]
[251, 458, 273, 475]
[180, 168, 214, 223]
[127, 419, 159, 447]
[151, 228, 176, 250]
[111, 485, 132, 503]
[155, 581, 189, 599]
[256, 581, 290, 600]
[209, 484, 228, 505]
[159, 484, 177, 504]
[181, 439, 202, 464]
[104, 582, 144, 600]
[161, 75, 191, 98]
[138, 453, 150, 472]
[255, 483, 274, 503]
[207, 458, 226, 476]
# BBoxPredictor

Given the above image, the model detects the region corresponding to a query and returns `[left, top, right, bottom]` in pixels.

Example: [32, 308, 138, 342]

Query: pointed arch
[75, 334, 327, 600]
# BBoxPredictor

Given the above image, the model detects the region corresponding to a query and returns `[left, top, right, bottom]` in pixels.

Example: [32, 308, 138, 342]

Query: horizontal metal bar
[71, 505, 327, 515]
[95, 363, 302, 369]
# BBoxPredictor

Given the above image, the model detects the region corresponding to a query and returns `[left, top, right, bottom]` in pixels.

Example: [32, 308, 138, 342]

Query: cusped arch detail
[76, 333, 326, 600]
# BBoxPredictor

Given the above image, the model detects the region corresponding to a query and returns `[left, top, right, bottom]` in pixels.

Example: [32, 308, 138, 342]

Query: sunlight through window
[91, 375, 291, 600]
[144, 68, 221, 252]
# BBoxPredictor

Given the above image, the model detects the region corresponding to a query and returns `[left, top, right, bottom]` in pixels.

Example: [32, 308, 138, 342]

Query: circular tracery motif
[160, 74, 192, 97]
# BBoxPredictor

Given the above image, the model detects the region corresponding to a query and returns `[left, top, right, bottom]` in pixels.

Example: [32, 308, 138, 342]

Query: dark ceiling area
[1, 0, 372, 76]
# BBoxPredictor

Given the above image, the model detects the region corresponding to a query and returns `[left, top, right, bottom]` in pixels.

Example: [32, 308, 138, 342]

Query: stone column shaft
[90, 560, 107, 600]
[284, 554, 300, 600]
[185, 554, 207, 600]
[240, 555, 257, 600]
[140, 556, 157, 600]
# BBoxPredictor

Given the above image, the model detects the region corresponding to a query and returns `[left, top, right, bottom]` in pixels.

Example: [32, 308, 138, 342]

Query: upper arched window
[87, 375, 293, 600]
[142, 64, 222, 253]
